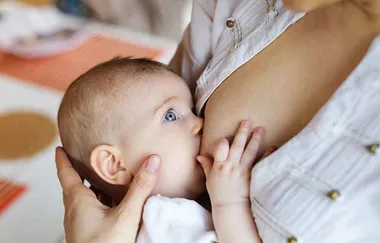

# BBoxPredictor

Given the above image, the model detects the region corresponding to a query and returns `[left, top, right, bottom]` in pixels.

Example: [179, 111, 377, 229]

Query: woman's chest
[249, 57, 380, 242]
[202, 2, 374, 153]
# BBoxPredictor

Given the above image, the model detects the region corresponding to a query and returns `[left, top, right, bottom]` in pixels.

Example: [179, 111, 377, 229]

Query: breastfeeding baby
[58, 57, 273, 243]
[56, 0, 380, 242]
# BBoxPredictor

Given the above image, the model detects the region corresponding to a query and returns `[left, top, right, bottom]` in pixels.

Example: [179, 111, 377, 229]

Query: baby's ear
[90, 145, 131, 186]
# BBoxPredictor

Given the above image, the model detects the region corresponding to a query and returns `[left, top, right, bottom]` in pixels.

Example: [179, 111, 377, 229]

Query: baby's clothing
[136, 196, 216, 243]
[171, 0, 380, 242]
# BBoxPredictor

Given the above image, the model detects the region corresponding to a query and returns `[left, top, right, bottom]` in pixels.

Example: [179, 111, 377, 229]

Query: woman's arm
[284, 0, 380, 33]
[283, 0, 341, 11]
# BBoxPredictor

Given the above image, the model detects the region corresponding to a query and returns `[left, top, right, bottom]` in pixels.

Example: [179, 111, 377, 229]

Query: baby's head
[58, 57, 205, 201]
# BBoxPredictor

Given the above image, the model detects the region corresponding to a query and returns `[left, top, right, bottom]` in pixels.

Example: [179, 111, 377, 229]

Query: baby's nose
[192, 116, 204, 135]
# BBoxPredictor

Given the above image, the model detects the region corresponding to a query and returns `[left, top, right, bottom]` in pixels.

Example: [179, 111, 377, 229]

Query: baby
[58, 57, 267, 243]
[58, 57, 205, 201]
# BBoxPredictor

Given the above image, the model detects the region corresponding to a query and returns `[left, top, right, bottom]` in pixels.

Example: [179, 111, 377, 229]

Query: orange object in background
[0, 179, 27, 216]
[0, 35, 162, 92]
[15, 0, 54, 6]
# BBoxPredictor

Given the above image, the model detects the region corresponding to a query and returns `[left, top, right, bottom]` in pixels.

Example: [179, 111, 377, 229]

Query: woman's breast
[200, 2, 374, 156]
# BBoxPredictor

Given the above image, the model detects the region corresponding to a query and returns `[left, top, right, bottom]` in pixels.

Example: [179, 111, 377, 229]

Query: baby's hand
[198, 121, 273, 207]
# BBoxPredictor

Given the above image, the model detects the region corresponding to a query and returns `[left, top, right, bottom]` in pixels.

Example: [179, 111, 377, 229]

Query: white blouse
[174, 0, 380, 242]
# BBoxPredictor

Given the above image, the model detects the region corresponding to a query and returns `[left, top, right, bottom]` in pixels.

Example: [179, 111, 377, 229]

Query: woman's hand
[55, 147, 161, 243]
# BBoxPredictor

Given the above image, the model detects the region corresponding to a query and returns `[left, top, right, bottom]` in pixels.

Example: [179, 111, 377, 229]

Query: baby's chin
[187, 183, 207, 200]
[155, 182, 206, 200]
[185, 174, 207, 200]
[153, 175, 206, 200]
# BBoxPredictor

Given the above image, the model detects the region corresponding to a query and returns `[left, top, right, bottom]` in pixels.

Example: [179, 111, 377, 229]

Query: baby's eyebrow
[153, 96, 176, 114]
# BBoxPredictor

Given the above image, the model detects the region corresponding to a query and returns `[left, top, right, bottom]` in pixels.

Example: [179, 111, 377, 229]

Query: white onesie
[136, 196, 216, 243]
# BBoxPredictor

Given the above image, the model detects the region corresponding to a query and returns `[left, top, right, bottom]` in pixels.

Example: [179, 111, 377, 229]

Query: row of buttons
[286, 142, 378, 243]
[223, 6, 378, 242]
[285, 143, 378, 243]
[367, 143, 379, 154]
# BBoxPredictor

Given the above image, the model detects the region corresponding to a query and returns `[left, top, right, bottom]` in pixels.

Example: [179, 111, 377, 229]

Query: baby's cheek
[152, 162, 181, 195]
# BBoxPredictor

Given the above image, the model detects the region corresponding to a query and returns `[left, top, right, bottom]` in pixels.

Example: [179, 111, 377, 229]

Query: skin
[200, 0, 379, 157]
[89, 70, 277, 243]
[90, 70, 206, 200]
[56, 0, 380, 242]
[198, 121, 268, 243]
[56, 149, 162, 243]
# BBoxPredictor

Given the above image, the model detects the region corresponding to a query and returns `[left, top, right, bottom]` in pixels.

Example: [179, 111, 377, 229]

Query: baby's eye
[164, 109, 178, 122]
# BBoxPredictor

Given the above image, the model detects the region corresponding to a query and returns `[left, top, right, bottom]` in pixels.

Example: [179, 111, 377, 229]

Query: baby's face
[120, 71, 205, 199]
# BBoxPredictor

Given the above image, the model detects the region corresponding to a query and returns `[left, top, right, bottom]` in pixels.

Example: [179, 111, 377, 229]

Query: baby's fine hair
[58, 57, 170, 165]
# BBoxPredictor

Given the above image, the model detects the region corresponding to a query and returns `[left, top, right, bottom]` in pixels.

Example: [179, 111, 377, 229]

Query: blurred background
[0, 0, 191, 242]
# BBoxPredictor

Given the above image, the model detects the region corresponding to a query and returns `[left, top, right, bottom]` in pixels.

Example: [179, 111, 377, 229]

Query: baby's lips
[196, 155, 213, 175]
[196, 155, 206, 167]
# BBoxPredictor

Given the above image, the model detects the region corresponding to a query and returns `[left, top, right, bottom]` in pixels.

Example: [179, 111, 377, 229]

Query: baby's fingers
[228, 121, 251, 163]
[214, 138, 229, 163]
[241, 127, 264, 167]
[197, 155, 213, 179]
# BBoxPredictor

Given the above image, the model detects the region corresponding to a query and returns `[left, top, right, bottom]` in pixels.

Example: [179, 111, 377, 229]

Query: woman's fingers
[214, 138, 230, 162]
[55, 147, 84, 195]
[197, 155, 213, 179]
[241, 127, 264, 167]
[56, 147, 97, 209]
[117, 155, 161, 222]
[228, 121, 251, 162]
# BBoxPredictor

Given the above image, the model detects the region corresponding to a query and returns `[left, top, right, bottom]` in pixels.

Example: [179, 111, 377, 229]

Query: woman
[56, 0, 380, 242]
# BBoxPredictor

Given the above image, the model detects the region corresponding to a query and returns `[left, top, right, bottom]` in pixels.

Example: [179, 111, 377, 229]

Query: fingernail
[241, 120, 250, 128]
[145, 155, 161, 174]
[253, 127, 264, 134]
[55, 147, 63, 157]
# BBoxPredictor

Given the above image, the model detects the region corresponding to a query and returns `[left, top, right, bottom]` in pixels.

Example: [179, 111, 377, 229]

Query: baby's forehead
[125, 71, 191, 108]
